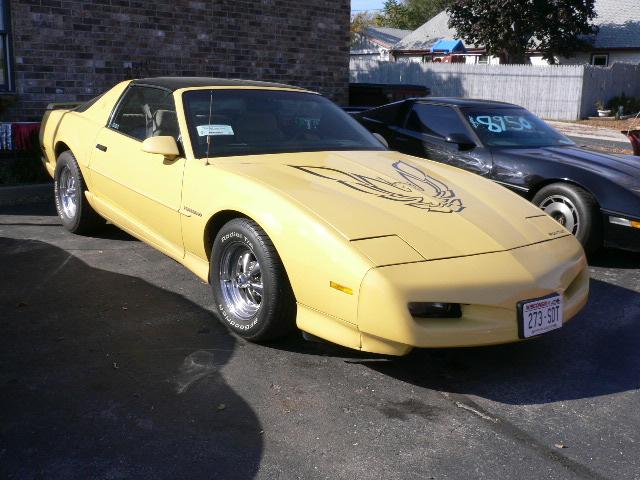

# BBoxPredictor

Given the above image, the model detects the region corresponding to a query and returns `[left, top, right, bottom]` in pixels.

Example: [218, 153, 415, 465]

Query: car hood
[213, 150, 571, 261]
[499, 146, 640, 188]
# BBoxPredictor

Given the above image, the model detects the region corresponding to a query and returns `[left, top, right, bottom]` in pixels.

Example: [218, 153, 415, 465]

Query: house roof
[393, 0, 640, 54]
[363, 26, 413, 49]
[392, 11, 475, 52]
[592, 0, 640, 49]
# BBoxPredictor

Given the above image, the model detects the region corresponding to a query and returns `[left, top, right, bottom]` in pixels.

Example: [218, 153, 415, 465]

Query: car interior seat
[152, 109, 179, 139]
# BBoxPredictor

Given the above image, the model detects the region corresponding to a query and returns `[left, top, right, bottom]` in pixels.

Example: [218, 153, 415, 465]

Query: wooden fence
[350, 59, 640, 120]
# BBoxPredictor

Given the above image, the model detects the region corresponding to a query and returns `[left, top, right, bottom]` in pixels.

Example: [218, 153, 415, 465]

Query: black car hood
[497, 146, 640, 188]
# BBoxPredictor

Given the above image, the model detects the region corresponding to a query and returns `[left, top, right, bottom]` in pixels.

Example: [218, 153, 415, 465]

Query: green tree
[350, 11, 379, 41]
[377, 0, 449, 31]
[447, 0, 598, 64]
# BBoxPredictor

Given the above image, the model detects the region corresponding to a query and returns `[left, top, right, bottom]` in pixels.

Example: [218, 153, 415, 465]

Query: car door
[89, 85, 185, 260]
[396, 103, 493, 178]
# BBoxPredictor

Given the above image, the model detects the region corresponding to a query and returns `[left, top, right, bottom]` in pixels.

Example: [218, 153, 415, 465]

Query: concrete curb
[0, 183, 53, 207]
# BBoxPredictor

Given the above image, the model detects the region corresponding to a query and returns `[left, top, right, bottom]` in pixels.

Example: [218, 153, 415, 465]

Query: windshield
[463, 107, 574, 148]
[183, 89, 384, 158]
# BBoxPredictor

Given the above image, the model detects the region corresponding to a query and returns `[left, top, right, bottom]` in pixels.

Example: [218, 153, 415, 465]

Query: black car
[355, 98, 640, 253]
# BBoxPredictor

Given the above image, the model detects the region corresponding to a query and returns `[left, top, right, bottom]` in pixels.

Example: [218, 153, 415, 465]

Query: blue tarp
[430, 39, 466, 54]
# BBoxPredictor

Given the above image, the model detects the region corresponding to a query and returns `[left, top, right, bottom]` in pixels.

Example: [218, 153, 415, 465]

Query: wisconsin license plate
[517, 294, 563, 338]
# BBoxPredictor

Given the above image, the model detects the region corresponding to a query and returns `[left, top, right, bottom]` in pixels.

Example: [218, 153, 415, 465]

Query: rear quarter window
[109, 86, 179, 142]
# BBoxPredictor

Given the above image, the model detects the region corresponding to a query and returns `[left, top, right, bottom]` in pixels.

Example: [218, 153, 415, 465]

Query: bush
[607, 93, 640, 115]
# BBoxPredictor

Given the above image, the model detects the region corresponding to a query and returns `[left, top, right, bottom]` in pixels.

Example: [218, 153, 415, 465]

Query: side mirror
[372, 132, 389, 149]
[445, 133, 476, 151]
[142, 136, 180, 159]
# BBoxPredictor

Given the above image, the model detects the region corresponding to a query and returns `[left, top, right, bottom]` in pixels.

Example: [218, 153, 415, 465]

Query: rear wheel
[210, 218, 296, 341]
[532, 183, 602, 254]
[54, 150, 104, 234]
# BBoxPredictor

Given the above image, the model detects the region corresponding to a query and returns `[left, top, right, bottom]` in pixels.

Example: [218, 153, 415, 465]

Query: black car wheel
[54, 150, 104, 234]
[532, 183, 602, 254]
[210, 218, 296, 341]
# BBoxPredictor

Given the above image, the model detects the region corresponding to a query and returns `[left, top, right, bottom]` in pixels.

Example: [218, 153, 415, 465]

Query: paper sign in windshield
[468, 115, 533, 133]
[197, 124, 234, 136]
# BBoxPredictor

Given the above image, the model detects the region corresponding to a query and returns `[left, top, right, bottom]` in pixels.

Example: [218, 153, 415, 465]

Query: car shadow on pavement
[0, 202, 61, 227]
[0, 202, 138, 242]
[589, 247, 640, 269]
[0, 237, 262, 480]
[357, 278, 640, 405]
[86, 222, 139, 242]
[0, 201, 58, 217]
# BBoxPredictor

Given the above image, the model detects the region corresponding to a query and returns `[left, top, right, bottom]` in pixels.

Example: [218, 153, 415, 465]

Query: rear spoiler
[45, 102, 83, 111]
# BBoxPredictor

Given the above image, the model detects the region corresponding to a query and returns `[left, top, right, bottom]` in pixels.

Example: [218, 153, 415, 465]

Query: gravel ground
[578, 117, 640, 132]
[567, 136, 634, 155]
[1, 202, 639, 480]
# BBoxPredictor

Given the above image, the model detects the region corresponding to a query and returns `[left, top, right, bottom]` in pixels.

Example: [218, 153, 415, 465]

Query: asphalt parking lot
[1, 201, 639, 480]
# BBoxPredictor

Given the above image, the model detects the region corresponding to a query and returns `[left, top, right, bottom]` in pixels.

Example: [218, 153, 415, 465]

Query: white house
[351, 26, 413, 62]
[546, 0, 640, 66]
[391, 11, 494, 64]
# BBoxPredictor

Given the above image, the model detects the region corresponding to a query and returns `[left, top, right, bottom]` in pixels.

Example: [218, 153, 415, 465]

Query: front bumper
[356, 235, 589, 355]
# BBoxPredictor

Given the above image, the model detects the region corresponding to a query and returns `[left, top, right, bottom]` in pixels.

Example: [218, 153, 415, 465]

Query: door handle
[96, 144, 108, 152]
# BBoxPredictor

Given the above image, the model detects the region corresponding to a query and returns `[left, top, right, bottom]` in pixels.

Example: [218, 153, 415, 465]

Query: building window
[591, 54, 609, 67]
[0, 0, 13, 91]
[477, 55, 489, 64]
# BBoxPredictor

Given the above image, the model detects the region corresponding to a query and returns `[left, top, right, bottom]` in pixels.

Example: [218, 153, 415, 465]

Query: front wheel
[532, 183, 602, 254]
[210, 218, 296, 341]
[54, 150, 104, 234]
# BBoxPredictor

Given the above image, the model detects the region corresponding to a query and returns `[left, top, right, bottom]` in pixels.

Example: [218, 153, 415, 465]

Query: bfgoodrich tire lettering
[210, 218, 296, 341]
[54, 150, 104, 234]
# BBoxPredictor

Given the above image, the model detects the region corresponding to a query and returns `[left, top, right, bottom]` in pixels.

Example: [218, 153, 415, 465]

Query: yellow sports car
[40, 77, 589, 356]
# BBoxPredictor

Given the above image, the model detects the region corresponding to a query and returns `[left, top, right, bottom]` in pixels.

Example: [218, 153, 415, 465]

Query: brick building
[0, 0, 350, 121]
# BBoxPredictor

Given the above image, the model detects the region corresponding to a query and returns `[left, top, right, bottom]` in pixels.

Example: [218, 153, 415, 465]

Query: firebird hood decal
[216, 150, 561, 257]
[291, 161, 465, 214]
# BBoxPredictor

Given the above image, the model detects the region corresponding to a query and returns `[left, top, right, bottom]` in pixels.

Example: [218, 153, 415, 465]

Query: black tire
[210, 218, 296, 341]
[532, 183, 602, 254]
[54, 150, 104, 234]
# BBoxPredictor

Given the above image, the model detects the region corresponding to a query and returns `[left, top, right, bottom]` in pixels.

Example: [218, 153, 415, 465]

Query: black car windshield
[183, 89, 384, 158]
[463, 107, 575, 148]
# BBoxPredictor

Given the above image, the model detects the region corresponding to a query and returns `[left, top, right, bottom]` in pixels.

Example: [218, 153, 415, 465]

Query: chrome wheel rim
[219, 243, 263, 320]
[539, 194, 579, 235]
[58, 166, 78, 219]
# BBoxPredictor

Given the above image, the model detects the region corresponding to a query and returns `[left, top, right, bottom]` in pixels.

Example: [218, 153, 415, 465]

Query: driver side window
[109, 86, 179, 142]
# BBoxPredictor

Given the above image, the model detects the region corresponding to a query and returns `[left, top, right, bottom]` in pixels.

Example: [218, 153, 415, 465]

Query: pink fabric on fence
[625, 130, 640, 156]
[13, 123, 41, 151]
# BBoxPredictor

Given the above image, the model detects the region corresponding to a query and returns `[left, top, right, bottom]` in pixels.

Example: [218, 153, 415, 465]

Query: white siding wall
[534, 51, 640, 66]
[350, 34, 392, 62]
[393, 51, 640, 66]
[393, 54, 500, 64]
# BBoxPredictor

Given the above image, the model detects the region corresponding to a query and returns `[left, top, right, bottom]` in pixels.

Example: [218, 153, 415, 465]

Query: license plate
[517, 294, 563, 339]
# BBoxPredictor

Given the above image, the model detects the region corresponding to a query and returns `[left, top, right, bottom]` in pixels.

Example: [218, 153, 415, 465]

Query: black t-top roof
[415, 97, 518, 107]
[131, 77, 307, 92]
